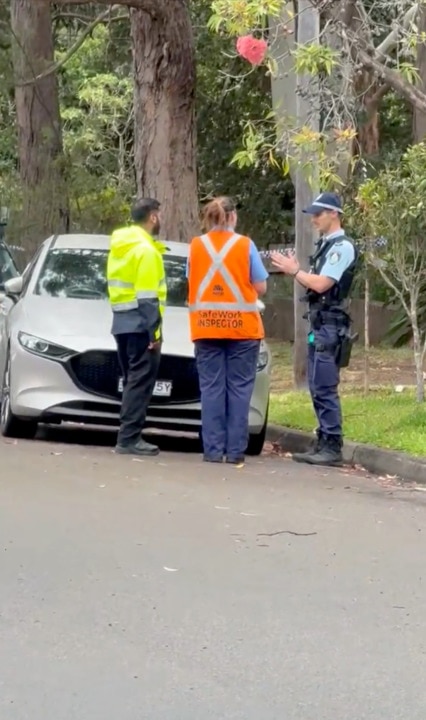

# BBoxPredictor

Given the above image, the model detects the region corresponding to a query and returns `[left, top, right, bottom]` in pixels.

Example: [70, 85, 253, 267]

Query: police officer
[107, 198, 167, 457]
[271, 192, 358, 467]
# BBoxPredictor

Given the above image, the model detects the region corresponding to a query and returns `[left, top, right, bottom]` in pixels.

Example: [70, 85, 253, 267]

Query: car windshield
[34, 248, 188, 306]
[0, 244, 19, 290]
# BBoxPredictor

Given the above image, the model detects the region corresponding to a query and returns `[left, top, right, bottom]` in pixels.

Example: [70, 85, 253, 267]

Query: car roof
[48, 234, 189, 256]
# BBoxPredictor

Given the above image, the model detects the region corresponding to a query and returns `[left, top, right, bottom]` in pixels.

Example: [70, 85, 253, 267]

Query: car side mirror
[4, 275, 23, 302]
[256, 298, 265, 314]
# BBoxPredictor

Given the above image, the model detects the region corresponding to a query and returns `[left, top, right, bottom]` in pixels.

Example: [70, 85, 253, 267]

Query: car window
[0, 243, 19, 290]
[21, 244, 45, 293]
[33, 248, 188, 306]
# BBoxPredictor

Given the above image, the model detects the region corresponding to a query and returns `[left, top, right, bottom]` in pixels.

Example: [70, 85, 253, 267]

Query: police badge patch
[329, 251, 341, 264]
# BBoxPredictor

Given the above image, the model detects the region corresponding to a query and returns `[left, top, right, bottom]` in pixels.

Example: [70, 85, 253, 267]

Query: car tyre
[0, 351, 38, 440]
[246, 402, 269, 456]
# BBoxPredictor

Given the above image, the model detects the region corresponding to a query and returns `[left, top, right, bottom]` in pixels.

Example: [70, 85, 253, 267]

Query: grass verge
[268, 341, 426, 458]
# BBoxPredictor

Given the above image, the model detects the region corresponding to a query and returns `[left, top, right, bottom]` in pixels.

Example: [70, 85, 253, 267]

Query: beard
[152, 217, 161, 236]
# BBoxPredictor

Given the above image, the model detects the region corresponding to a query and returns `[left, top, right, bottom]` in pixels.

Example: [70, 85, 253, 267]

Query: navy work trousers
[194, 339, 260, 461]
[307, 323, 342, 437]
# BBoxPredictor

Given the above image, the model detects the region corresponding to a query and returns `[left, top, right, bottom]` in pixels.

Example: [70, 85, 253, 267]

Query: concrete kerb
[266, 425, 426, 485]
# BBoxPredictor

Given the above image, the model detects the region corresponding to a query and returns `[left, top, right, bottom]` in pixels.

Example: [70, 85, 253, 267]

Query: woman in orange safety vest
[187, 196, 268, 464]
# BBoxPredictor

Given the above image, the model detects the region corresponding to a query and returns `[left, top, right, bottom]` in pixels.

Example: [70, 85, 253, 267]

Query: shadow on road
[35, 424, 201, 454]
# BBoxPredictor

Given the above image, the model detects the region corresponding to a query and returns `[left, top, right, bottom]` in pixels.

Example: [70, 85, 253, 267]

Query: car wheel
[246, 403, 269, 456]
[0, 351, 38, 440]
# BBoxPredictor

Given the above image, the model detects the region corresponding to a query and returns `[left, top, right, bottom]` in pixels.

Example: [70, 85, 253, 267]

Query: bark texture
[130, 0, 199, 242]
[413, 3, 426, 142]
[11, 0, 68, 257]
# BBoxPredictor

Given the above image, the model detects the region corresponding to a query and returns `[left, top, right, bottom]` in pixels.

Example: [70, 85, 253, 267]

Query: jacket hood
[109, 226, 146, 259]
[109, 225, 168, 258]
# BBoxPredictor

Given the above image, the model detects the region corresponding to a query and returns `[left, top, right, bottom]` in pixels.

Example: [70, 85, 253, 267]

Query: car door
[0, 243, 21, 381]
[0, 244, 42, 385]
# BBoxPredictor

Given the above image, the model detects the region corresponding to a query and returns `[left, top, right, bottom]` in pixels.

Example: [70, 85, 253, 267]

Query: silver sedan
[0, 234, 272, 454]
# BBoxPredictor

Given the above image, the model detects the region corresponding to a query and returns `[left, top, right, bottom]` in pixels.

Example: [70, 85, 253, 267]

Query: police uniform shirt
[319, 230, 355, 283]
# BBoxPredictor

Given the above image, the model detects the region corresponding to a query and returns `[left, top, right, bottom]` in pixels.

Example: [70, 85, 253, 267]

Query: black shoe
[203, 455, 223, 463]
[115, 439, 160, 457]
[293, 430, 325, 464]
[226, 456, 245, 465]
[304, 435, 343, 467]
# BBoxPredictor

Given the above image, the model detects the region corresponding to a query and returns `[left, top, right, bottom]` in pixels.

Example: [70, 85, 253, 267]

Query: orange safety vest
[188, 230, 265, 341]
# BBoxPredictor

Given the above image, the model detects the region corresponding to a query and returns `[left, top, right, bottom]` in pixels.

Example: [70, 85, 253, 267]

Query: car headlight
[257, 349, 269, 372]
[18, 332, 74, 360]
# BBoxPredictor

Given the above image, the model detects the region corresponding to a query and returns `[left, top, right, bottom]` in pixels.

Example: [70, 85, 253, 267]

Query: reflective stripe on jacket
[188, 230, 264, 341]
[107, 225, 167, 340]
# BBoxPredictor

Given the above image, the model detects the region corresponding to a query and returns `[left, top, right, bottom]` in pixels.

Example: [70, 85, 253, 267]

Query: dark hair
[131, 198, 161, 224]
[202, 196, 236, 231]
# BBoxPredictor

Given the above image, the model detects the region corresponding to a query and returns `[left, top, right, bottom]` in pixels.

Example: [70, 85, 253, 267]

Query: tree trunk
[364, 266, 370, 394]
[410, 306, 425, 402]
[413, 2, 426, 142]
[130, 0, 199, 242]
[11, 0, 68, 258]
[293, 0, 320, 388]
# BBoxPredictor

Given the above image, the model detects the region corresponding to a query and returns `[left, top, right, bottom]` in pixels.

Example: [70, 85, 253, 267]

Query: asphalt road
[1, 427, 426, 720]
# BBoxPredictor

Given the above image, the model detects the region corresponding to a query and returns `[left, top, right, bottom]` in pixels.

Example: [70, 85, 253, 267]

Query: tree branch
[16, 5, 127, 87]
[375, 3, 419, 60]
[357, 45, 426, 113]
[365, 82, 391, 115]
[376, 266, 411, 317]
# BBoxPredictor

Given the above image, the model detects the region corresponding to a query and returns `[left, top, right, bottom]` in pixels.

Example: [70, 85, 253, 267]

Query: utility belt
[305, 305, 359, 369]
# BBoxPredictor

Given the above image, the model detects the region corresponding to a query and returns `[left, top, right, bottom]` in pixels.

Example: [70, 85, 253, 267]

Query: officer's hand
[148, 340, 161, 351]
[271, 251, 300, 275]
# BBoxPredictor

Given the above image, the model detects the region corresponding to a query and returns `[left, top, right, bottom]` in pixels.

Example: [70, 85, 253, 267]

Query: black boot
[304, 434, 343, 467]
[292, 429, 325, 464]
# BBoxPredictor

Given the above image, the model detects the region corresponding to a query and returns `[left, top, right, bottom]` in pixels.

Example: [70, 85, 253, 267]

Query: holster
[306, 305, 359, 369]
[334, 327, 359, 368]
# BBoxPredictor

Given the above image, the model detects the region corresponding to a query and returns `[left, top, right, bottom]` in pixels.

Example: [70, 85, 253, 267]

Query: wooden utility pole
[293, 0, 320, 387]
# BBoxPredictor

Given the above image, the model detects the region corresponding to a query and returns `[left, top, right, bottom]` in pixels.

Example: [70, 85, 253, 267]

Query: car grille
[68, 350, 200, 404]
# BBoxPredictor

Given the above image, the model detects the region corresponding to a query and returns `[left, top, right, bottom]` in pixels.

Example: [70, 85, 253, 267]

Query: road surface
[1, 427, 426, 719]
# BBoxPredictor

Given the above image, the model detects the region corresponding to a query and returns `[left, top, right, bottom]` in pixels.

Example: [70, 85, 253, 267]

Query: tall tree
[130, 0, 199, 241]
[11, 0, 68, 256]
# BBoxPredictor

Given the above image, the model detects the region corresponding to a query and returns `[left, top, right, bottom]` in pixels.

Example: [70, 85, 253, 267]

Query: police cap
[302, 192, 343, 215]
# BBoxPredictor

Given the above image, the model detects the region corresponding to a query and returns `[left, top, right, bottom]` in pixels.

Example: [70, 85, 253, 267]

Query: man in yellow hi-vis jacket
[107, 198, 167, 456]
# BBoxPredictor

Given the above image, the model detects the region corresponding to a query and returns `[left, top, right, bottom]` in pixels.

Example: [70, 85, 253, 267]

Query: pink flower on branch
[236, 35, 268, 65]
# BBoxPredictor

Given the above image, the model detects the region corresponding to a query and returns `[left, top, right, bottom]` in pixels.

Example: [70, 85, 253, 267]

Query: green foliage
[56, 22, 134, 231]
[0, 0, 419, 263]
[293, 43, 339, 76]
[230, 112, 357, 191]
[352, 143, 426, 368]
[193, 0, 294, 244]
[356, 143, 426, 257]
[208, 0, 283, 34]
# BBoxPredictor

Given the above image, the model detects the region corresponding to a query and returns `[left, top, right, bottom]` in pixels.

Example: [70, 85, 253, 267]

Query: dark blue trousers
[194, 339, 260, 460]
[307, 323, 342, 437]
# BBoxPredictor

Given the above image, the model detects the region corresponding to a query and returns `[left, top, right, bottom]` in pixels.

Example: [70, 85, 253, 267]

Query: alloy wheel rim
[0, 357, 10, 427]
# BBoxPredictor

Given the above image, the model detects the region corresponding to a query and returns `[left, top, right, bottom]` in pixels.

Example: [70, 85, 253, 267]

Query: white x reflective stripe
[191, 233, 259, 313]
[108, 279, 134, 289]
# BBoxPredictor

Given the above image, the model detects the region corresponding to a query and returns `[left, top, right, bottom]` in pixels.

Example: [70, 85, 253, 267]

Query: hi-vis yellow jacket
[107, 225, 167, 341]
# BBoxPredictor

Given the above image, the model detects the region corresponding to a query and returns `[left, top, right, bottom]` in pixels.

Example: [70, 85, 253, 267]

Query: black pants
[114, 332, 161, 447]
